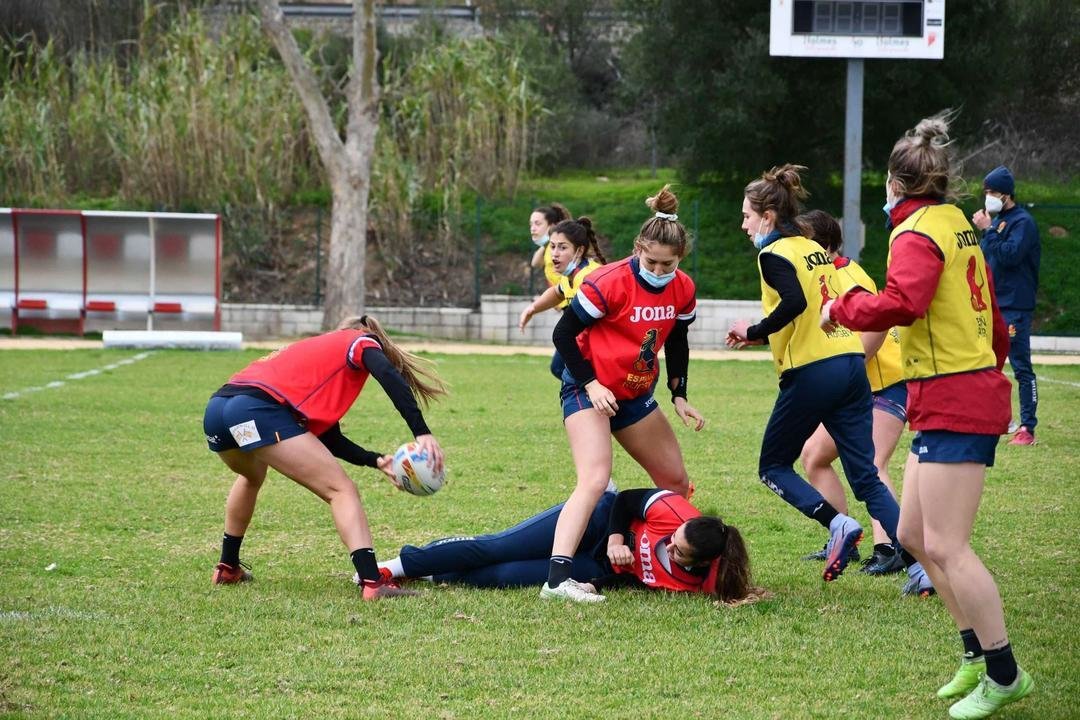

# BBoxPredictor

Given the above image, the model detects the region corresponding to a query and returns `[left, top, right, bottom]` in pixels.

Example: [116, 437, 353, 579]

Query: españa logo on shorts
[229, 420, 261, 447]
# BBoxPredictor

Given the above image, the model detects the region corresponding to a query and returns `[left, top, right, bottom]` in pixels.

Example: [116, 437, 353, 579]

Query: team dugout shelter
[0, 209, 221, 335]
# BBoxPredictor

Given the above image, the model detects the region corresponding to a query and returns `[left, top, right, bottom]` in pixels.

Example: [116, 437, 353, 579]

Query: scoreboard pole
[843, 58, 865, 261]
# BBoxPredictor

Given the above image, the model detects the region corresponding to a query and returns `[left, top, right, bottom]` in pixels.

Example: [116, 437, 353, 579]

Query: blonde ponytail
[337, 315, 448, 407]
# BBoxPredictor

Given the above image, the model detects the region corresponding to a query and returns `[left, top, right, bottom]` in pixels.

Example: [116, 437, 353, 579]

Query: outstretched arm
[361, 346, 443, 472]
[519, 285, 564, 331]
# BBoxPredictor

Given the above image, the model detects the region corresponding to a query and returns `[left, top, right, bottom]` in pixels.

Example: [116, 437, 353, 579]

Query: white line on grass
[1, 352, 154, 400]
[1038, 375, 1080, 389]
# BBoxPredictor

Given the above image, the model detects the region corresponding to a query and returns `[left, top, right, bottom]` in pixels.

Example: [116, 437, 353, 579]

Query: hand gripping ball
[391, 442, 445, 496]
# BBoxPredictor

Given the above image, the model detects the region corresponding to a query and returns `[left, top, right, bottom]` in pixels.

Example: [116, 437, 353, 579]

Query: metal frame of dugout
[1, 209, 221, 335]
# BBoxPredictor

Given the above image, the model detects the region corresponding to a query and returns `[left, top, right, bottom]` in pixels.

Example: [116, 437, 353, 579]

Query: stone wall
[219, 297, 1080, 353]
[222, 296, 766, 349]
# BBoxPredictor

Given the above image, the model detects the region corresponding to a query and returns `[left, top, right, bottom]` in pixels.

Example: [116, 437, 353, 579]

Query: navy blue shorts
[911, 430, 998, 467]
[873, 382, 908, 423]
[559, 371, 658, 432]
[203, 394, 306, 452]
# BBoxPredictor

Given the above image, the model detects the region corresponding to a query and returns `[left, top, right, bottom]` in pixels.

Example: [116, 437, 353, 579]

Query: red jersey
[228, 330, 382, 436]
[613, 490, 719, 594]
[570, 257, 696, 400]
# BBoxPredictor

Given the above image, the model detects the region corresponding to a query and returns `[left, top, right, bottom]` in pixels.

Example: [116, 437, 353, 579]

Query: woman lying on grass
[365, 486, 759, 605]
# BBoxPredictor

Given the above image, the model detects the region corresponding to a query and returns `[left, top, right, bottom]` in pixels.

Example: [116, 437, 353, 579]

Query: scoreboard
[770, 0, 945, 59]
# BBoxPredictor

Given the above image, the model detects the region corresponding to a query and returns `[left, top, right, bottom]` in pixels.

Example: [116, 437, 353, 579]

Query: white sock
[378, 557, 405, 578]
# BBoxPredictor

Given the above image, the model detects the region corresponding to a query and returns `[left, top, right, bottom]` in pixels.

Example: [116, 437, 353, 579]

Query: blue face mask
[752, 217, 773, 250]
[639, 265, 677, 288]
[561, 257, 581, 277]
[532, 233, 549, 248]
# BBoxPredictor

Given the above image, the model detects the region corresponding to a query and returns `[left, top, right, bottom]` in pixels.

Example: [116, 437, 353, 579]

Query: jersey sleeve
[346, 334, 383, 371]
[676, 274, 697, 322]
[570, 277, 610, 326]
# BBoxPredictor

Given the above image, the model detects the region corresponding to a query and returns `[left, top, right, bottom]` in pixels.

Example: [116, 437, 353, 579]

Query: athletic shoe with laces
[948, 668, 1033, 719]
[822, 514, 863, 581]
[937, 656, 987, 699]
[211, 561, 252, 585]
[860, 547, 905, 575]
[802, 542, 860, 562]
[901, 561, 936, 597]
[540, 578, 605, 603]
[361, 570, 418, 600]
[1008, 427, 1036, 446]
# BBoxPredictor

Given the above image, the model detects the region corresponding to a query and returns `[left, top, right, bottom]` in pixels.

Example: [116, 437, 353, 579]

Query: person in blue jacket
[971, 166, 1041, 446]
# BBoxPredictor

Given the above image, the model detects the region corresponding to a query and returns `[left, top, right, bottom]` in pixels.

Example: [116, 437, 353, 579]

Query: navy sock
[959, 629, 982, 659]
[810, 501, 839, 529]
[351, 548, 380, 584]
[547, 555, 573, 587]
[220, 533, 243, 566]
[900, 549, 918, 567]
[984, 643, 1018, 686]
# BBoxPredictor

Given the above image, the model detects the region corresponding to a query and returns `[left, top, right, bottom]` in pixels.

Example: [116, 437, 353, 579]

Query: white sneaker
[540, 579, 605, 603]
[1007, 419, 1020, 434]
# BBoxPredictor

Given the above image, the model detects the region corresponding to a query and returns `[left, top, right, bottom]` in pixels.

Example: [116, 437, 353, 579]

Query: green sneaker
[948, 668, 1033, 719]
[937, 656, 986, 699]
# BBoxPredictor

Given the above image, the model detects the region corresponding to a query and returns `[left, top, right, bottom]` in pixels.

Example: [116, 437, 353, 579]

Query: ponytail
[551, 216, 607, 264]
[337, 315, 448, 407]
[683, 515, 754, 604]
[711, 524, 753, 604]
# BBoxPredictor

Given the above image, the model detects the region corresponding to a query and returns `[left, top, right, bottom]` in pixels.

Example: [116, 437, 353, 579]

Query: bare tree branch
[257, 0, 345, 180]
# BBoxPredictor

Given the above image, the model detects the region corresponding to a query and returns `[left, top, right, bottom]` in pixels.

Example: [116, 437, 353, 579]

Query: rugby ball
[391, 442, 445, 496]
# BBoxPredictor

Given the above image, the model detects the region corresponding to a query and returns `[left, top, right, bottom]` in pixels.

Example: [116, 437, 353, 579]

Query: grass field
[1, 348, 1077, 719]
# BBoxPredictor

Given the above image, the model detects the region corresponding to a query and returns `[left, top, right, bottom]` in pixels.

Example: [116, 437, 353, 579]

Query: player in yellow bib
[727, 165, 927, 590]
[824, 113, 1031, 719]
[519, 216, 606, 376]
[795, 210, 907, 576]
[529, 203, 573, 300]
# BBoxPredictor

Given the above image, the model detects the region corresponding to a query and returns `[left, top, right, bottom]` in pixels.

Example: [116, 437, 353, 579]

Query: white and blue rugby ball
[391, 442, 445, 496]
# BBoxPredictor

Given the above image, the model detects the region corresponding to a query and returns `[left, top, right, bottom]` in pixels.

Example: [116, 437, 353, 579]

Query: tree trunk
[257, 0, 379, 331]
[323, 172, 370, 327]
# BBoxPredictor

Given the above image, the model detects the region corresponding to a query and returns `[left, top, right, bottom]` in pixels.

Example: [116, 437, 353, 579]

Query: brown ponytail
[336, 315, 448, 407]
[683, 515, 754, 604]
[551, 216, 607, 265]
[744, 164, 809, 227]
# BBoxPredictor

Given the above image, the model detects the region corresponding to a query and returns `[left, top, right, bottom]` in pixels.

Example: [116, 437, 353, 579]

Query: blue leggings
[398, 493, 615, 587]
[758, 354, 900, 544]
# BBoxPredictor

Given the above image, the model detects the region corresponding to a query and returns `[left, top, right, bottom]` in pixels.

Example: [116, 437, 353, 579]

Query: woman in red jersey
[202, 315, 446, 600]
[540, 185, 705, 603]
[376, 487, 754, 605]
[823, 112, 1032, 718]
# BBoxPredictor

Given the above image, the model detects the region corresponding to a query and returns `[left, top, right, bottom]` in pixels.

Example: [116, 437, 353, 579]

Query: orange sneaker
[212, 561, 252, 585]
[1008, 427, 1037, 446]
[361, 573, 418, 600]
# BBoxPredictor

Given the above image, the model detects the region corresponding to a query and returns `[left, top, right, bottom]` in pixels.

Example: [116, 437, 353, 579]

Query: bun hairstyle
[888, 109, 964, 202]
[550, 216, 607, 264]
[636, 184, 692, 258]
[534, 203, 573, 226]
[337, 315, 448, 407]
[796, 209, 843, 255]
[743, 164, 809, 227]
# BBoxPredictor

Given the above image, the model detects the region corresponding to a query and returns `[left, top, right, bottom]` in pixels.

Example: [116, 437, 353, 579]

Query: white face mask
[984, 194, 1004, 215]
[532, 233, 549, 248]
